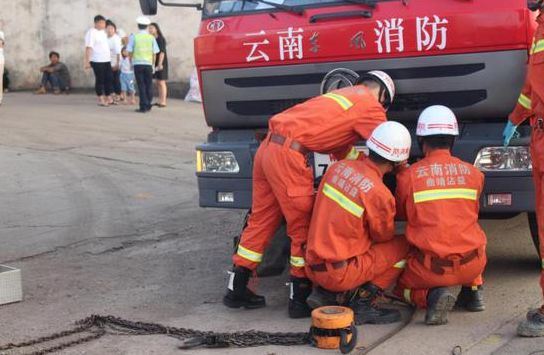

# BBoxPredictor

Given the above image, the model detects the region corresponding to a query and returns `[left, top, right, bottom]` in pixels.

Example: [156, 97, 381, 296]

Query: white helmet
[366, 121, 411, 162]
[320, 68, 360, 94]
[416, 105, 459, 137]
[136, 16, 151, 26]
[359, 70, 395, 110]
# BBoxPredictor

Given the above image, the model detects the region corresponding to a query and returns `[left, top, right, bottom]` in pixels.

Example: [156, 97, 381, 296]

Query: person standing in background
[106, 20, 122, 102]
[127, 16, 159, 113]
[85, 15, 114, 107]
[0, 30, 4, 106]
[149, 23, 168, 108]
[117, 29, 129, 47]
[119, 46, 136, 105]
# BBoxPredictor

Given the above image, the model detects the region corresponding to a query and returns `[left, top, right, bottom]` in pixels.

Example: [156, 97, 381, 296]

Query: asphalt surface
[0, 93, 544, 355]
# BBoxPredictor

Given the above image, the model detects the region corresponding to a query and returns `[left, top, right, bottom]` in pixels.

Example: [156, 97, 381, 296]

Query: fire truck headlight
[474, 146, 532, 172]
[197, 151, 240, 173]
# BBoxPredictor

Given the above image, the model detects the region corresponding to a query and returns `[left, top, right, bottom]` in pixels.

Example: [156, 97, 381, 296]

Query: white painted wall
[0, 0, 201, 89]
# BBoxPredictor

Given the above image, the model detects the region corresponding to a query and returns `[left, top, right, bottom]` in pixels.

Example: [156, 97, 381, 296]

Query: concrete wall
[0, 0, 201, 89]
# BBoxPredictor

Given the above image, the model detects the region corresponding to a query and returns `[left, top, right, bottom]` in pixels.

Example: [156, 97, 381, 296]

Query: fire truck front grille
[226, 90, 487, 116]
[201, 50, 527, 129]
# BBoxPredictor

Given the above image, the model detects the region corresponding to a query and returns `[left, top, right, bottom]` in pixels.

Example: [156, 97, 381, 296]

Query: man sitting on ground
[35, 51, 71, 94]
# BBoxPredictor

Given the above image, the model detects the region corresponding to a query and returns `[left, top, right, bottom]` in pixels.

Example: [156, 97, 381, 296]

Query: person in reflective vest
[394, 105, 487, 326]
[224, 70, 396, 319]
[505, 0, 544, 337]
[305, 121, 411, 325]
[127, 16, 159, 113]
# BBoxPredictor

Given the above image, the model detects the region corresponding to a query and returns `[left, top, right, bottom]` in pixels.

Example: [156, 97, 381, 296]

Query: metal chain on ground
[0, 315, 311, 354]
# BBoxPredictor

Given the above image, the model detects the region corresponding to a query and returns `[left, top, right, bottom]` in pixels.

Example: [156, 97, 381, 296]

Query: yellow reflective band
[394, 260, 407, 269]
[323, 183, 365, 218]
[518, 93, 532, 110]
[403, 289, 412, 303]
[413, 188, 478, 204]
[471, 285, 479, 291]
[323, 92, 354, 110]
[532, 39, 544, 55]
[290, 256, 305, 268]
[345, 147, 360, 161]
[236, 245, 263, 263]
[541, 258, 544, 270]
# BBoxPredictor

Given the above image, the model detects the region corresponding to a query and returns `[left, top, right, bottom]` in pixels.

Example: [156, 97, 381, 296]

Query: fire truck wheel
[528, 212, 542, 260]
[139, 0, 158, 15]
[232, 212, 290, 277]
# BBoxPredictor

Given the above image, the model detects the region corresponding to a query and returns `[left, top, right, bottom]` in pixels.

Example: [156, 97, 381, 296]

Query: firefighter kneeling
[393, 105, 487, 325]
[305, 121, 412, 325]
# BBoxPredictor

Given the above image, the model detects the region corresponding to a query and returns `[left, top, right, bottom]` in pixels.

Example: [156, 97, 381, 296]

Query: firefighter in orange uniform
[505, 0, 544, 337]
[223, 69, 396, 319]
[394, 105, 487, 325]
[305, 121, 412, 324]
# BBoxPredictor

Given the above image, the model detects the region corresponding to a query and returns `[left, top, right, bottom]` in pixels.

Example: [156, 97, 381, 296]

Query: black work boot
[348, 283, 401, 325]
[455, 286, 485, 312]
[425, 287, 457, 325]
[518, 306, 544, 337]
[223, 266, 266, 309]
[288, 278, 312, 319]
[306, 286, 342, 310]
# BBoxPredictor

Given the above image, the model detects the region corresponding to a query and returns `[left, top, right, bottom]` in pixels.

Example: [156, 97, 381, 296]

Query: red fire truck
[140, 0, 540, 255]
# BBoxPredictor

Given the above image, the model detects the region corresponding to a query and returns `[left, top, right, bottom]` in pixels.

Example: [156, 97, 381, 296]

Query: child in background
[119, 47, 136, 105]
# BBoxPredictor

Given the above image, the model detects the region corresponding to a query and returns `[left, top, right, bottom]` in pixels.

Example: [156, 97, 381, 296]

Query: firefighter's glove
[502, 120, 519, 147]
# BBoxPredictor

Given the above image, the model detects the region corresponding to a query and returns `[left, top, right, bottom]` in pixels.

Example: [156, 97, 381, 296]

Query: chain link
[0, 315, 310, 354]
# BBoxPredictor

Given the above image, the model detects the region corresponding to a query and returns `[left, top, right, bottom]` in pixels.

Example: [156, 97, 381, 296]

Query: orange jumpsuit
[233, 86, 386, 278]
[393, 150, 487, 308]
[510, 12, 544, 297]
[305, 159, 410, 292]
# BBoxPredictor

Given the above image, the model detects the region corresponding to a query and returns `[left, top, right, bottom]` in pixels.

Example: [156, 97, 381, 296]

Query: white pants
[0, 54, 4, 104]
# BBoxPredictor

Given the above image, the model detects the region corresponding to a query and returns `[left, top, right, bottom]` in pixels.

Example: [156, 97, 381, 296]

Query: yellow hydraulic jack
[310, 306, 358, 354]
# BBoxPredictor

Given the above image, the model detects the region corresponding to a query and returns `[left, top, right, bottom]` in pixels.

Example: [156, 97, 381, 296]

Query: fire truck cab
[140, 0, 540, 252]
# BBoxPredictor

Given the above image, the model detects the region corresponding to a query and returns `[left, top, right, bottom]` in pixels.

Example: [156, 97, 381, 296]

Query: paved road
[0, 93, 544, 355]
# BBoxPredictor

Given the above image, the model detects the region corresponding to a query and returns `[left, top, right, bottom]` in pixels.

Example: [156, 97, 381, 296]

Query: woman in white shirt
[84, 15, 114, 106]
[0, 30, 4, 106]
[106, 20, 122, 101]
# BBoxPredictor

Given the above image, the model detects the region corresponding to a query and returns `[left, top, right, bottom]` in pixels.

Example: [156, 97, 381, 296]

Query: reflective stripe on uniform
[541, 258, 544, 270]
[403, 289, 412, 303]
[518, 93, 532, 110]
[531, 39, 544, 55]
[323, 183, 365, 218]
[236, 245, 263, 263]
[290, 256, 305, 268]
[413, 188, 478, 204]
[345, 147, 360, 160]
[394, 259, 407, 269]
[323, 92, 354, 110]
[471, 285, 479, 291]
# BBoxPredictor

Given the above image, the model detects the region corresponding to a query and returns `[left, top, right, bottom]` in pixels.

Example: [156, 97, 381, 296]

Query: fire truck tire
[232, 211, 290, 277]
[528, 212, 541, 259]
[139, 0, 158, 15]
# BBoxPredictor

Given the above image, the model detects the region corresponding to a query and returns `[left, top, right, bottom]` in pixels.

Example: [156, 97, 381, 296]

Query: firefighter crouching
[224, 70, 396, 319]
[304, 121, 412, 325]
[504, 0, 544, 337]
[393, 105, 487, 326]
